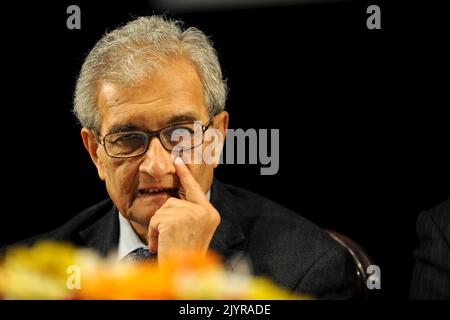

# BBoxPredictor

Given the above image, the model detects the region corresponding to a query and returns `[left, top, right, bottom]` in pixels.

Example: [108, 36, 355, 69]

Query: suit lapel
[78, 205, 119, 257]
[209, 179, 246, 258]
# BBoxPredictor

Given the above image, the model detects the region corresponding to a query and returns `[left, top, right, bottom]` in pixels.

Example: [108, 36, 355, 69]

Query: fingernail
[174, 157, 183, 165]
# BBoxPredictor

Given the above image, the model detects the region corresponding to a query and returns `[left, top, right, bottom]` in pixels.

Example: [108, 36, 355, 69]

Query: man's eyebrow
[164, 113, 200, 126]
[108, 124, 139, 134]
[106, 113, 202, 134]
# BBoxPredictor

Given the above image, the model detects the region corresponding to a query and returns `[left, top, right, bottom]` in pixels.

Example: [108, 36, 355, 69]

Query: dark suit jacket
[1, 179, 356, 299]
[410, 197, 450, 299]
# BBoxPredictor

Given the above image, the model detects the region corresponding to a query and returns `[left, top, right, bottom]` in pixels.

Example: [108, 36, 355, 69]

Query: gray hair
[73, 15, 228, 130]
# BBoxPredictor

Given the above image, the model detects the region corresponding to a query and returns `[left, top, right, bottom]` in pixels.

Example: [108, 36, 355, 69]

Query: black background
[1, 0, 449, 300]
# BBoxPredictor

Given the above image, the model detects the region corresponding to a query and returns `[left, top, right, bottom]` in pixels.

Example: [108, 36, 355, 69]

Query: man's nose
[139, 138, 176, 179]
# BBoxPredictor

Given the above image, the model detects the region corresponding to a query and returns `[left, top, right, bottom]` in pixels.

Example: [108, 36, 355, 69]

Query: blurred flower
[0, 241, 78, 299]
[0, 241, 308, 300]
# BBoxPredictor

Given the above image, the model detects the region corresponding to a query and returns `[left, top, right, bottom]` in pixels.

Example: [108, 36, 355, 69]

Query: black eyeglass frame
[95, 117, 215, 158]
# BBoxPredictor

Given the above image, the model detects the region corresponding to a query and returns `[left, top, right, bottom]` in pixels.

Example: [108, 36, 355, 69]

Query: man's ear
[81, 128, 106, 181]
[215, 111, 229, 136]
[212, 111, 229, 168]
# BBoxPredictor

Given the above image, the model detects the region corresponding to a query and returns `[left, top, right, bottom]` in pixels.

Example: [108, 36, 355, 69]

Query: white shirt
[117, 190, 211, 261]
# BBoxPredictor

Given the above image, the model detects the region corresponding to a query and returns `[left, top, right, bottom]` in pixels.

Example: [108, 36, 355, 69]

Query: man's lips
[138, 187, 179, 198]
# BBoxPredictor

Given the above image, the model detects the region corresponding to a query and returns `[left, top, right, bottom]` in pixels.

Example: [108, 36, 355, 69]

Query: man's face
[81, 57, 228, 234]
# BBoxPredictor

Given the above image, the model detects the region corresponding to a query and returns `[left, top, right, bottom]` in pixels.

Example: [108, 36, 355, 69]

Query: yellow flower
[247, 277, 311, 300]
[0, 241, 78, 299]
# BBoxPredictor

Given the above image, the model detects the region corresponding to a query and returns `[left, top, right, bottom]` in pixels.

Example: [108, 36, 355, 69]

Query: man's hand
[147, 157, 220, 264]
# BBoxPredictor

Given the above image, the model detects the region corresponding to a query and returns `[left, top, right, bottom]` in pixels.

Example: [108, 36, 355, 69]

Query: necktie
[123, 247, 156, 263]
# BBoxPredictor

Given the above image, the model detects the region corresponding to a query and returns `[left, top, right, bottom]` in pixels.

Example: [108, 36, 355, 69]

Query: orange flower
[1, 242, 309, 300]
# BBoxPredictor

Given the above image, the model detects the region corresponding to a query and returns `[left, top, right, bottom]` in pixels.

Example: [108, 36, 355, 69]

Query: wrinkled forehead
[96, 58, 209, 133]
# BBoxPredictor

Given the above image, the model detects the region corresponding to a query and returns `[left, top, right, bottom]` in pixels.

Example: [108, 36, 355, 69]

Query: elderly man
[1, 16, 356, 299]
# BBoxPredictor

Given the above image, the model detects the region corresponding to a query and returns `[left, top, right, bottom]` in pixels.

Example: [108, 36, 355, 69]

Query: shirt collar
[117, 212, 147, 261]
[117, 189, 211, 261]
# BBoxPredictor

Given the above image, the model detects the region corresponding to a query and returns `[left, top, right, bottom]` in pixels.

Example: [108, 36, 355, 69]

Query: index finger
[174, 157, 209, 205]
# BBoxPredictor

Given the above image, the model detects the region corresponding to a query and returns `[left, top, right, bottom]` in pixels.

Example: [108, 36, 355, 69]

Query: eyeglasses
[96, 118, 215, 158]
